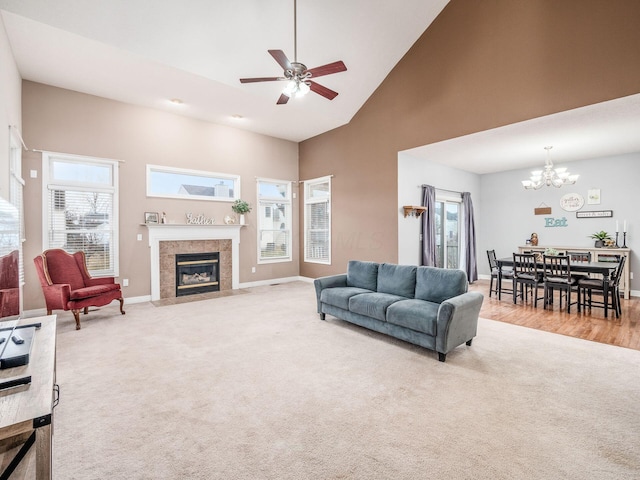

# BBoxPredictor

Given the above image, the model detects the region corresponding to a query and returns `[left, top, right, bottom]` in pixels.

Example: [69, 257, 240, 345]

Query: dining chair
[512, 253, 543, 307]
[578, 256, 625, 318]
[487, 250, 513, 299]
[542, 254, 580, 313]
[566, 251, 591, 280]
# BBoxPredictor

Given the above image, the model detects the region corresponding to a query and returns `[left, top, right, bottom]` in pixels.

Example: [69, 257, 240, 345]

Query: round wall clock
[559, 193, 584, 212]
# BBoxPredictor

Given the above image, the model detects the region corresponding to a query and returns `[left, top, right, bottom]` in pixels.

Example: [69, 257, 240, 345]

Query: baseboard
[239, 276, 312, 288]
[123, 295, 152, 304]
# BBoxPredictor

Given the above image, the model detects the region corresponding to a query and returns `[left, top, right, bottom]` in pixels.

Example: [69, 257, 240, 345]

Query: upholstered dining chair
[542, 254, 580, 313]
[34, 249, 125, 329]
[487, 249, 513, 299]
[512, 253, 543, 307]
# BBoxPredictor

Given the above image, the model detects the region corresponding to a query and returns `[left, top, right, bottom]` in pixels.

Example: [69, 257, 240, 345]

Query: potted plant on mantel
[589, 230, 611, 248]
[232, 199, 252, 225]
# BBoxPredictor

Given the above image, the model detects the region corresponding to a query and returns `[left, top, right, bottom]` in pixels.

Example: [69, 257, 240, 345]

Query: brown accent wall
[22, 82, 299, 310]
[299, 0, 640, 278]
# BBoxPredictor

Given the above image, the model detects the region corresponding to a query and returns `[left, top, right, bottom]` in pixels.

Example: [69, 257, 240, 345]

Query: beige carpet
[50, 281, 640, 479]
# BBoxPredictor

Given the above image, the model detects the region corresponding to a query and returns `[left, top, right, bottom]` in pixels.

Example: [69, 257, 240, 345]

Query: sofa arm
[313, 274, 348, 313]
[436, 291, 484, 355]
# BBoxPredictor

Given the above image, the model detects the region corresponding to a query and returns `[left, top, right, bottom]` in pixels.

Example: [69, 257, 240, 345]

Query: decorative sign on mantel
[185, 213, 215, 225]
[576, 210, 613, 218]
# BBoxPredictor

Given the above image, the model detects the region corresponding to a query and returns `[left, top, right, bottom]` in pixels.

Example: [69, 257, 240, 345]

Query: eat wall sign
[544, 217, 568, 228]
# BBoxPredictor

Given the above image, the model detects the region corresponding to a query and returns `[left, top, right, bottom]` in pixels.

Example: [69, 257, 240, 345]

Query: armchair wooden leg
[72, 309, 81, 330]
[118, 297, 126, 315]
[83, 307, 89, 315]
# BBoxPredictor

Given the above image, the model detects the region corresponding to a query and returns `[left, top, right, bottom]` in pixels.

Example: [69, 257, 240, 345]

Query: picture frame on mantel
[144, 212, 159, 224]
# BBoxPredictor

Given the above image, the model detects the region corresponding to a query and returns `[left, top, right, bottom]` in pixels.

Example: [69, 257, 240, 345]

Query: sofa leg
[119, 297, 126, 315]
[466, 339, 473, 346]
[319, 313, 326, 320]
[438, 352, 446, 362]
[72, 309, 82, 330]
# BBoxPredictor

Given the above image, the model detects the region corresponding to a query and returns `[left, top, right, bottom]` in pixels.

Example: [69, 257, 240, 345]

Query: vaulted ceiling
[2, 0, 639, 173]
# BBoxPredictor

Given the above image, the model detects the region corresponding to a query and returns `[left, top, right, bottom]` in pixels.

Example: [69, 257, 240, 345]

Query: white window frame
[146, 164, 240, 202]
[42, 151, 120, 276]
[304, 175, 331, 265]
[435, 191, 461, 270]
[8, 129, 25, 312]
[257, 177, 292, 264]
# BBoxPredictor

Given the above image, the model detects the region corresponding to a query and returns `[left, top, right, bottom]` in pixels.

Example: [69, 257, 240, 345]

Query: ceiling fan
[239, 0, 347, 105]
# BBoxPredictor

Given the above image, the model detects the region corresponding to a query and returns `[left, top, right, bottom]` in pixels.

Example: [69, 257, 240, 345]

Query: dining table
[495, 257, 619, 318]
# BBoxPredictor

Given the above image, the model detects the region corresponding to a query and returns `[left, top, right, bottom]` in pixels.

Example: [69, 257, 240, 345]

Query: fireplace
[175, 252, 220, 297]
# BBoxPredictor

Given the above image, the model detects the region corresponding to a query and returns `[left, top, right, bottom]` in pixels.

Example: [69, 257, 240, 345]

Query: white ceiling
[1, 0, 639, 173]
[0, 0, 449, 142]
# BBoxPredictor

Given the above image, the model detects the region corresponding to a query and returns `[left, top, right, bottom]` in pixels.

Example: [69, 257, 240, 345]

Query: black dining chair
[512, 253, 543, 307]
[567, 251, 591, 280]
[542, 254, 580, 313]
[487, 250, 513, 299]
[578, 256, 625, 318]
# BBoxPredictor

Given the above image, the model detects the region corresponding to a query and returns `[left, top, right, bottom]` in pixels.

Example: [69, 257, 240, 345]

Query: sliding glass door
[435, 200, 460, 269]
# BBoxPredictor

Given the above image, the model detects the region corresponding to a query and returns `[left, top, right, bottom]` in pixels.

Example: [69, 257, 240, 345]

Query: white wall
[397, 152, 481, 266]
[0, 15, 22, 200]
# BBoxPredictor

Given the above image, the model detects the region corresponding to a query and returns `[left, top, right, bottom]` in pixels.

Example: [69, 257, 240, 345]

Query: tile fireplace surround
[146, 224, 242, 301]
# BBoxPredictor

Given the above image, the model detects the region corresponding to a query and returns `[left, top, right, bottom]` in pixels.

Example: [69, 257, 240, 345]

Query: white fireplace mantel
[145, 224, 243, 301]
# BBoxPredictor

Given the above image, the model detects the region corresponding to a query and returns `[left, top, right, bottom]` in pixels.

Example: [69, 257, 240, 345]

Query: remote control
[12, 334, 24, 345]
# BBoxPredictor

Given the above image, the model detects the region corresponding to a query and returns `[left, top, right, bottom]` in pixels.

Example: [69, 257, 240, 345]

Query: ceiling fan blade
[277, 93, 290, 105]
[308, 81, 339, 100]
[306, 61, 347, 78]
[240, 77, 284, 83]
[269, 50, 292, 71]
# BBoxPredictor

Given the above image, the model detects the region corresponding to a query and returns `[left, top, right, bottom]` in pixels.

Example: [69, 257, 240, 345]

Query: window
[147, 165, 240, 202]
[435, 194, 460, 269]
[42, 152, 119, 276]
[8, 129, 25, 295]
[257, 178, 291, 263]
[304, 176, 331, 264]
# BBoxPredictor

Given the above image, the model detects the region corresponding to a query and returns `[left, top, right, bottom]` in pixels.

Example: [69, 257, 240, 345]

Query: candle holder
[615, 232, 620, 248]
[622, 232, 627, 248]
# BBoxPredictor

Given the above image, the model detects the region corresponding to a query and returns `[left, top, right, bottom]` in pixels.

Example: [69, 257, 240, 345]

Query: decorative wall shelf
[402, 206, 427, 218]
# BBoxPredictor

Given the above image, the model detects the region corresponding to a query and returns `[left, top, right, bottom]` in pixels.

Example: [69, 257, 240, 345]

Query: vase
[240, 214, 245, 225]
[594, 240, 604, 248]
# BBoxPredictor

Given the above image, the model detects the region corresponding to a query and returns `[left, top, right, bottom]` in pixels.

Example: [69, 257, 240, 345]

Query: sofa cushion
[346, 261, 379, 291]
[349, 292, 405, 322]
[377, 263, 417, 298]
[415, 266, 468, 303]
[320, 287, 372, 311]
[386, 299, 439, 336]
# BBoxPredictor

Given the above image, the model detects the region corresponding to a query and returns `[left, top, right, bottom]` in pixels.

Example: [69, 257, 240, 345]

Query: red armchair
[34, 249, 125, 329]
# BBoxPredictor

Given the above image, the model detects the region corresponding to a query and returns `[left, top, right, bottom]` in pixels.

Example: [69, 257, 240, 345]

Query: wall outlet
[137, 233, 143, 241]
[251, 267, 256, 273]
[30, 170, 38, 178]
[631, 272, 634, 279]
[122, 279, 129, 287]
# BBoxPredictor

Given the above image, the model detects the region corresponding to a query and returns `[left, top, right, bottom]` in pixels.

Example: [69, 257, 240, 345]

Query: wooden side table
[0, 315, 57, 479]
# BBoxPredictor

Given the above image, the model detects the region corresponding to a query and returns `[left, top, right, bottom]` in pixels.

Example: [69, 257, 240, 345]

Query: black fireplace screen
[175, 252, 220, 297]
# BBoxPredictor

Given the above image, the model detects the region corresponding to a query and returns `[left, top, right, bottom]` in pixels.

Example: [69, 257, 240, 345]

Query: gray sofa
[314, 261, 484, 362]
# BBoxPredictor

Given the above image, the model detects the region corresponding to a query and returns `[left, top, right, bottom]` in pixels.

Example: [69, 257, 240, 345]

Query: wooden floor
[469, 279, 640, 351]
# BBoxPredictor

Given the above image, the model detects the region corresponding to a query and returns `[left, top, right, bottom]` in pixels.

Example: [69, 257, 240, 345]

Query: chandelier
[521, 146, 579, 190]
